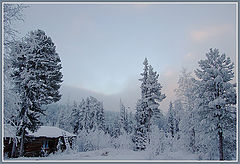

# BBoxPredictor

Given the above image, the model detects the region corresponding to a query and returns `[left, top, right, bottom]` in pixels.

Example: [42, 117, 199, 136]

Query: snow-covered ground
[5, 148, 198, 161]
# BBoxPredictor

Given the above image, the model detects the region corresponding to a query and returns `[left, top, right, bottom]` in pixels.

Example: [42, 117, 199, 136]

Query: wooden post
[19, 131, 25, 157]
[11, 138, 17, 158]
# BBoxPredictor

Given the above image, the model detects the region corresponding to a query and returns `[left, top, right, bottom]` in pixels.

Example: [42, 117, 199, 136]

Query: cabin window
[43, 140, 49, 149]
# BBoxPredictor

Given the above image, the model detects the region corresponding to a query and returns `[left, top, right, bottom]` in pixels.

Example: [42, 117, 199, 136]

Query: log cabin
[3, 125, 76, 158]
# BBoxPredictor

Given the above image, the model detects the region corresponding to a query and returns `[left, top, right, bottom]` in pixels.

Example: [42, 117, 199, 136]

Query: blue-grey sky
[12, 3, 237, 113]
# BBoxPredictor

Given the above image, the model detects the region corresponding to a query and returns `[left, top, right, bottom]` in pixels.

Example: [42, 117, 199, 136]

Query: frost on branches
[119, 100, 133, 134]
[175, 69, 197, 153]
[166, 100, 182, 140]
[194, 48, 236, 160]
[70, 96, 105, 135]
[166, 102, 175, 138]
[11, 29, 63, 157]
[133, 58, 166, 151]
[3, 3, 27, 128]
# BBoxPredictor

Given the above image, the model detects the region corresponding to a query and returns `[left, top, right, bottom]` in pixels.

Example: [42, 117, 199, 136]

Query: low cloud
[163, 69, 174, 78]
[190, 24, 233, 42]
[184, 52, 194, 59]
[159, 67, 179, 113]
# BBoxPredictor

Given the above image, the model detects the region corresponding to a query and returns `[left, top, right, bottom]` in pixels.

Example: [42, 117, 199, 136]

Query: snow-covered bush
[110, 131, 134, 150]
[146, 125, 191, 160]
[146, 126, 165, 159]
[76, 129, 112, 152]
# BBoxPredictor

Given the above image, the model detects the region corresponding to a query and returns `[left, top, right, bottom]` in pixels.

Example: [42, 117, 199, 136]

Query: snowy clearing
[5, 148, 198, 161]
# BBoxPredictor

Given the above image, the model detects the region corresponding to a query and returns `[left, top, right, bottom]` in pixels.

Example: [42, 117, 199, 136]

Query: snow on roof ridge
[28, 126, 77, 138]
[4, 125, 77, 138]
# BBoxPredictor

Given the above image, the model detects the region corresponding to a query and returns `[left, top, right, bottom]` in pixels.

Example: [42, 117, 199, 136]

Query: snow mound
[5, 148, 199, 161]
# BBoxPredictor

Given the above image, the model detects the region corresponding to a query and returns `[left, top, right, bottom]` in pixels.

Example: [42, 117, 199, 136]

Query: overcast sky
[12, 2, 237, 113]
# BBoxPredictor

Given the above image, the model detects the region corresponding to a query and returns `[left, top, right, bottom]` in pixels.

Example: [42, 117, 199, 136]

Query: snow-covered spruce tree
[127, 111, 134, 134]
[119, 99, 129, 134]
[82, 97, 92, 133]
[175, 69, 197, 153]
[40, 103, 61, 126]
[194, 48, 236, 160]
[146, 65, 166, 117]
[167, 102, 175, 138]
[134, 58, 165, 151]
[11, 29, 63, 156]
[147, 125, 165, 159]
[56, 104, 72, 132]
[166, 100, 182, 151]
[89, 96, 105, 132]
[80, 97, 105, 132]
[70, 101, 81, 134]
[175, 68, 196, 108]
[88, 97, 98, 131]
[133, 58, 149, 151]
[112, 117, 121, 138]
[119, 100, 134, 134]
[96, 101, 105, 131]
[133, 99, 148, 150]
[72, 96, 105, 139]
[173, 99, 183, 139]
[77, 99, 86, 132]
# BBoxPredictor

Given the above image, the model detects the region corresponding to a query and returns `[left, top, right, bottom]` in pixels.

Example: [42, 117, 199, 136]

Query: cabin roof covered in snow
[4, 125, 76, 138]
[27, 126, 76, 138]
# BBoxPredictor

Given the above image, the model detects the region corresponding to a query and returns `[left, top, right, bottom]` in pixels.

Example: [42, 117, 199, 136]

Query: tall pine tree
[11, 29, 63, 156]
[194, 48, 236, 160]
[134, 58, 165, 151]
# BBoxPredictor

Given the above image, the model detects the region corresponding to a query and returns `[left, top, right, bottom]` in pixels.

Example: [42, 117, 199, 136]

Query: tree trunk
[218, 131, 224, 160]
[192, 128, 196, 153]
[11, 138, 16, 158]
[19, 131, 25, 157]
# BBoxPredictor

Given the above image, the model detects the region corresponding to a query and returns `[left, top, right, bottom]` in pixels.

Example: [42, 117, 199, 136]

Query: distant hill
[58, 84, 139, 112]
